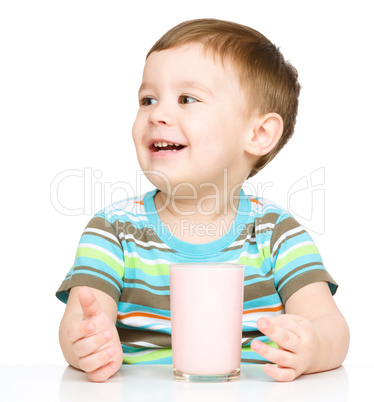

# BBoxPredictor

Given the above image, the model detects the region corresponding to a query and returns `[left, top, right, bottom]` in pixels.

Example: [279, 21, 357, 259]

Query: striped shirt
[56, 188, 337, 365]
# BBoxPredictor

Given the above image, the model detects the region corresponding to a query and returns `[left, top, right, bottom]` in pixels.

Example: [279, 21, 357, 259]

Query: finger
[79, 286, 102, 320]
[263, 363, 298, 382]
[67, 320, 96, 343]
[73, 330, 113, 358]
[257, 318, 300, 352]
[262, 314, 305, 335]
[251, 340, 296, 369]
[87, 361, 120, 383]
[79, 346, 115, 374]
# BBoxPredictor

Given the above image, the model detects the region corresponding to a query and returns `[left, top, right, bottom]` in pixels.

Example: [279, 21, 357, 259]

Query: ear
[245, 113, 284, 156]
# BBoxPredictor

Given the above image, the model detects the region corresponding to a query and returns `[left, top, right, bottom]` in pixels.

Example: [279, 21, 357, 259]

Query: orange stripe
[118, 312, 171, 321]
[247, 196, 260, 204]
[243, 305, 284, 315]
[133, 200, 144, 206]
[119, 306, 282, 321]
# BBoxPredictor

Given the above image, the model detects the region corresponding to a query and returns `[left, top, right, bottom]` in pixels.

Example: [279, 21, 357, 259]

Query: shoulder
[94, 192, 151, 224]
[246, 194, 290, 222]
[245, 194, 304, 243]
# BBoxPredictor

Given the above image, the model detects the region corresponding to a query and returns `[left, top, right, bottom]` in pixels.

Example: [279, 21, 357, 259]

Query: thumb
[78, 286, 102, 320]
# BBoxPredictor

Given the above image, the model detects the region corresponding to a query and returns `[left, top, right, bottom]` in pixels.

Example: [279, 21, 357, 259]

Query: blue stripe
[243, 294, 281, 310]
[118, 302, 171, 318]
[129, 356, 173, 365]
[80, 234, 123, 258]
[124, 267, 169, 288]
[75, 257, 124, 281]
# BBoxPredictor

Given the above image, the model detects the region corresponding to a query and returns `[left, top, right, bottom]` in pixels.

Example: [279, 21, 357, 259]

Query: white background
[1, 0, 373, 366]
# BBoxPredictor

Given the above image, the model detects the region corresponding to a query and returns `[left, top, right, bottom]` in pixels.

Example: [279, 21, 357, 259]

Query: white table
[0, 364, 371, 402]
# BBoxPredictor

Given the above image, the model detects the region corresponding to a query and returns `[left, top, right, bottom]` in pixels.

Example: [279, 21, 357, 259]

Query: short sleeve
[56, 212, 125, 304]
[271, 213, 338, 305]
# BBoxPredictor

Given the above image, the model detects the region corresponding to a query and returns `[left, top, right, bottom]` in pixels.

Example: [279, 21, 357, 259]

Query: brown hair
[147, 18, 301, 177]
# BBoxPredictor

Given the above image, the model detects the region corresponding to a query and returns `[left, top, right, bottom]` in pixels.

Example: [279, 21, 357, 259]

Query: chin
[140, 170, 172, 192]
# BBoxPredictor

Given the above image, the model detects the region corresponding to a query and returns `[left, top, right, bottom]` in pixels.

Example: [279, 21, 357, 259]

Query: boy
[57, 19, 349, 382]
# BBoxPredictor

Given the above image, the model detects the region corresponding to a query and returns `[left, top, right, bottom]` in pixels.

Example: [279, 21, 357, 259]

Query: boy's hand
[67, 287, 123, 382]
[251, 314, 319, 382]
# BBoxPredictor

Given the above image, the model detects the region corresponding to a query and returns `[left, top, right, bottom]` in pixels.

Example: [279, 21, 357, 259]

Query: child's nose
[148, 102, 174, 126]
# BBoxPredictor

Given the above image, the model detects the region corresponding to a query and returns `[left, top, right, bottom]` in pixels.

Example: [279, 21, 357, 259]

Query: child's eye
[139, 97, 157, 106]
[179, 95, 198, 104]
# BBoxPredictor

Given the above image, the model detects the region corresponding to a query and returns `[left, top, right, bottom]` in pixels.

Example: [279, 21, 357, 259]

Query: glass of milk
[169, 263, 244, 382]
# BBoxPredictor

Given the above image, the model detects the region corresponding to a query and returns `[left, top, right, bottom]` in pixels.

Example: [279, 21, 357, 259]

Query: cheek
[190, 118, 232, 152]
[185, 114, 222, 144]
[132, 114, 145, 145]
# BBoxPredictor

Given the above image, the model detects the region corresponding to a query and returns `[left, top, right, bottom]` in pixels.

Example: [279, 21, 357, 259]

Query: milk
[170, 263, 244, 382]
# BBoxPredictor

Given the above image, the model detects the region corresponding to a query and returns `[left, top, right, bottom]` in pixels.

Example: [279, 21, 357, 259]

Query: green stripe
[123, 348, 172, 364]
[238, 255, 264, 269]
[125, 255, 169, 276]
[77, 247, 124, 277]
[274, 245, 319, 273]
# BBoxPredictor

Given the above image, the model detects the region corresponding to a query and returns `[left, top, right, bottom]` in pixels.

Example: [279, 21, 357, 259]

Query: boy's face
[132, 43, 256, 192]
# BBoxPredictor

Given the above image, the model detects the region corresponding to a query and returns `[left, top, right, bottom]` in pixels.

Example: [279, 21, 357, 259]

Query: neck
[154, 182, 243, 225]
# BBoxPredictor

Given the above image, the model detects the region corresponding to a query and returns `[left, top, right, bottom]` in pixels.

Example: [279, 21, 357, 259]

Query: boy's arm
[251, 281, 350, 381]
[59, 286, 123, 382]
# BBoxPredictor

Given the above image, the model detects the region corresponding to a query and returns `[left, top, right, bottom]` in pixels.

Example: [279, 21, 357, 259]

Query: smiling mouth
[150, 142, 187, 153]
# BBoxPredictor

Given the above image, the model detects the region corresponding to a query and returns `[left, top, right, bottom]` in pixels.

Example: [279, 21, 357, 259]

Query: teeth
[153, 142, 182, 148]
